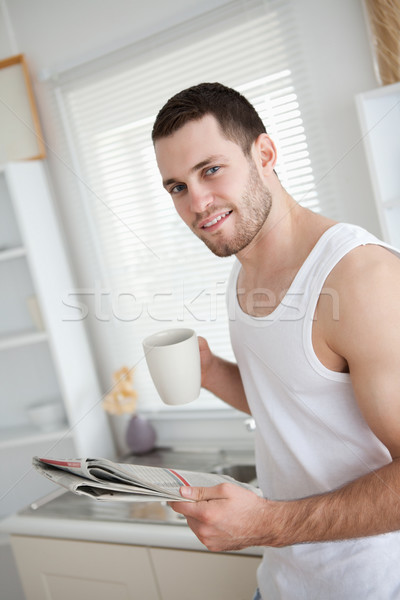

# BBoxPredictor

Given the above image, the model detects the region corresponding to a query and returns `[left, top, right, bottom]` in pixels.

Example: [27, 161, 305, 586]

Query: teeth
[203, 212, 230, 228]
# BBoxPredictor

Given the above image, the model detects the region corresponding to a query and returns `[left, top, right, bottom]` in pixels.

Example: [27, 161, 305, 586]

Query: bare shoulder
[326, 243, 400, 308]
[321, 243, 400, 457]
[318, 243, 400, 363]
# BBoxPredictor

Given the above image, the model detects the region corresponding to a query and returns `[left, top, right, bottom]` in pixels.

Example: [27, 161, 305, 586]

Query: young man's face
[154, 114, 272, 257]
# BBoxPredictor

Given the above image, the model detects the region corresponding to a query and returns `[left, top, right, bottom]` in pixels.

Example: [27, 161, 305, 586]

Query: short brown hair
[152, 82, 266, 155]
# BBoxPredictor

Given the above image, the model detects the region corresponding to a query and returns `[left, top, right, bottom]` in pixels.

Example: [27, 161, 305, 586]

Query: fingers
[168, 499, 203, 520]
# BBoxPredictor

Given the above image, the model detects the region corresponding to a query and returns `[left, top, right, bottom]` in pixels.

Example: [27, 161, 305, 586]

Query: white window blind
[52, 0, 335, 411]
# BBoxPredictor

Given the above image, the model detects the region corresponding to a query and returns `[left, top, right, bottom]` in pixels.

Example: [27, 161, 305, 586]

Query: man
[152, 82, 400, 599]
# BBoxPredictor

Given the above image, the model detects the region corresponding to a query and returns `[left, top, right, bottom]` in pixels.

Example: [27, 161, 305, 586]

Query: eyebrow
[162, 154, 227, 188]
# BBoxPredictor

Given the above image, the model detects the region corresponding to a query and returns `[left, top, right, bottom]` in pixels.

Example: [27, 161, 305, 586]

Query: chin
[201, 236, 249, 258]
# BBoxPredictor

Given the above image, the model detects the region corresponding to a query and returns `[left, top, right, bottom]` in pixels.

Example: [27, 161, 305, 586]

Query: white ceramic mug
[143, 328, 201, 405]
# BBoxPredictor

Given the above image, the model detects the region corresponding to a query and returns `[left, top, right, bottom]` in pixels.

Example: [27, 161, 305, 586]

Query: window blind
[52, 0, 335, 411]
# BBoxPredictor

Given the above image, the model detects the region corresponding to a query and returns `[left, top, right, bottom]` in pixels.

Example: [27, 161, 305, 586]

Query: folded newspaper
[32, 456, 258, 503]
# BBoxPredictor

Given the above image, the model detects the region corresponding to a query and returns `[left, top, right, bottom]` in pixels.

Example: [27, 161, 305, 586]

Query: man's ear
[253, 133, 277, 176]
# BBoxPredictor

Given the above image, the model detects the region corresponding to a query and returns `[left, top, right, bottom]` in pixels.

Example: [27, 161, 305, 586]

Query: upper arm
[326, 245, 400, 458]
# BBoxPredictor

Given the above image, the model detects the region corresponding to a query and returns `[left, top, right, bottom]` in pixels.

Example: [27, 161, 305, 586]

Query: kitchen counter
[0, 447, 263, 557]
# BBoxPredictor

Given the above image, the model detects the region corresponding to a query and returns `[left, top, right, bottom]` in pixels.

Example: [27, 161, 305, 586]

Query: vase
[125, 414, 156, 454]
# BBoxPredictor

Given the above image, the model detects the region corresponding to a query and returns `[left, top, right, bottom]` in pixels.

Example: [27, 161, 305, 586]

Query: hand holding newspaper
[32, 456, 259, 503]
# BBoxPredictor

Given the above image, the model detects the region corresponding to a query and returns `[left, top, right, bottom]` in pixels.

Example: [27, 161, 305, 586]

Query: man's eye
[170, 184, 186, 194]
[205, 166, 220, 176]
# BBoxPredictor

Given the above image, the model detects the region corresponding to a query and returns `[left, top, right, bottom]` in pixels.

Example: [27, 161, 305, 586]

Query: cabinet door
[11, 536, 161, 600]
[151, 547, 260, 600]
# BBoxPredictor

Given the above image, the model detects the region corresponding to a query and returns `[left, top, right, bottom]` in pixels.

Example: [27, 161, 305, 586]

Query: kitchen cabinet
[356, 81, 400, 246]
[11, 536, 160, 600]
[0, 161, 114, 519]
[10, 535, 260, 600]
[151, 546, 260, 600]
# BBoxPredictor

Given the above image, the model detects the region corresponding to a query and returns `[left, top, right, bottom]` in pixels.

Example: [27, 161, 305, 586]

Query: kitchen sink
[122, 447, 258, 487]
[211, 464, 257, 485]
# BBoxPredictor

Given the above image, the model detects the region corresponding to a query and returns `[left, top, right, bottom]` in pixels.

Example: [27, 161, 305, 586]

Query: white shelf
[0, 246, 26, 262]
[356, 82, 400, 245]
[0, 425, 72, 451]
[0, 161, 114, 523]
[0, 330, 47, 352]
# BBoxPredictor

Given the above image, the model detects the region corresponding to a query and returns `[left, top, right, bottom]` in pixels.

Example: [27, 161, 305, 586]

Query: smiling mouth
[201, 211, 232, 229]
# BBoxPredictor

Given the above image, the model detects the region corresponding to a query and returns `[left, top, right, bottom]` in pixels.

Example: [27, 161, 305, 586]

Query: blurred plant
[364, 0, 400, 85]
[102, 366, 138, 415]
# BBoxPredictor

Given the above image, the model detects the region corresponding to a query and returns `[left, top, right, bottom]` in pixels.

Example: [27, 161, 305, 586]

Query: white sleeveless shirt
[227, 223, 400, 599]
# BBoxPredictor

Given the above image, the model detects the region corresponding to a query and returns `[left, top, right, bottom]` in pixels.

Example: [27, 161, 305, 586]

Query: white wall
[0, 0, 382, 391]
[0, 0, 16, 57]
[292, 0, 379, 233]
[1, 0, 229, 71]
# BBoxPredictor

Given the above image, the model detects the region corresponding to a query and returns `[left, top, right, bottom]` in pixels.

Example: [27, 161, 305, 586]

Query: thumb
[180, 486, 200, 500]
[197, 335, 208, 349]
[180, 485, 225, 501]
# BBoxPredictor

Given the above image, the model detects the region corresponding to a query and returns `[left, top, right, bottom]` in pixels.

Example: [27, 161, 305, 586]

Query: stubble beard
[198, 161, 272, 258]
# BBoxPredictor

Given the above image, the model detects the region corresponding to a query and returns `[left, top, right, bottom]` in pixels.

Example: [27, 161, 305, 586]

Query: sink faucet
[244, 417, 256, 432]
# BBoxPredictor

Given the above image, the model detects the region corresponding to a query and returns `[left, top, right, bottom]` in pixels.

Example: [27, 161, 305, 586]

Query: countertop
[0, 447, 263, 557]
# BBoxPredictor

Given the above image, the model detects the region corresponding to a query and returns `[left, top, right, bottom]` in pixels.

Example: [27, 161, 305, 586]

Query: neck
[236, 185, 335, 284]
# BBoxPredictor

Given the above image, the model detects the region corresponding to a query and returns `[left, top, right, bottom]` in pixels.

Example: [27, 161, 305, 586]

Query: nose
[188, 183, 213, 214]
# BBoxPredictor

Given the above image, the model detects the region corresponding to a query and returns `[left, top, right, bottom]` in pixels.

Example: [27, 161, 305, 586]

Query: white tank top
[227, 223, 400, 599]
